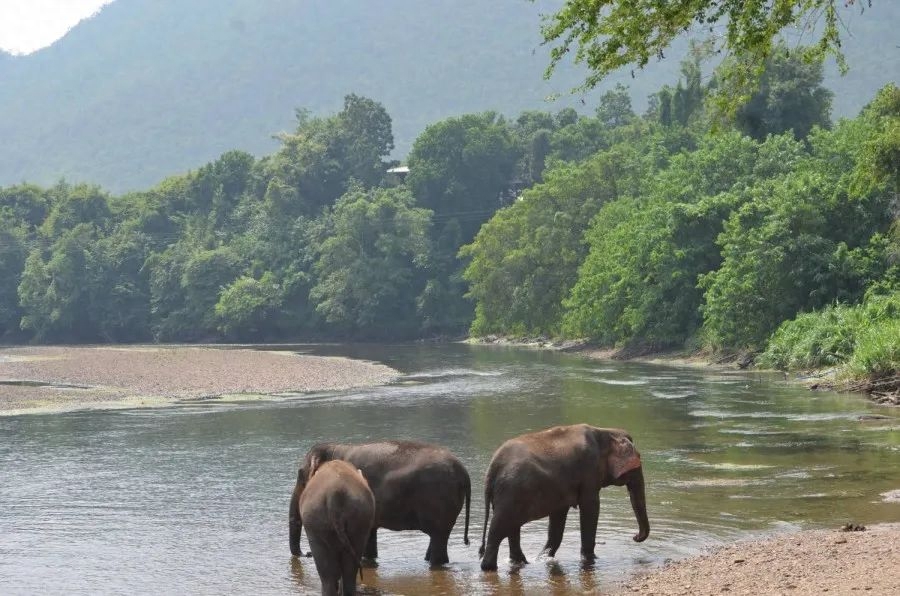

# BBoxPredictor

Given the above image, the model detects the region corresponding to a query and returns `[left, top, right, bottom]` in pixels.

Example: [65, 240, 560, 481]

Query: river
[1, 343, 898, 595]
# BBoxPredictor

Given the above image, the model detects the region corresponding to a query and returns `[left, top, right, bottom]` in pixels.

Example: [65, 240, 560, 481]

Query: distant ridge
[0, 0, 895, 192]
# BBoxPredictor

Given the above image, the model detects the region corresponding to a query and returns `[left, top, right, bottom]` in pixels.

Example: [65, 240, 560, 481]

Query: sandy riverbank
[617, 523, 900, 595]
[0, 345, 398, 415]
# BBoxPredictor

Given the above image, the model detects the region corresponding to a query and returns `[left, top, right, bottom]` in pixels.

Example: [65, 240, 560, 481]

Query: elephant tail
[463, 472, 471, 546]
[329, 507, 365, 582]
[478, 480, 492, 558]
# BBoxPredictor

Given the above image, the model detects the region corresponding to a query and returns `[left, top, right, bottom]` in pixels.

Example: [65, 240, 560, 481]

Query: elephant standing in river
[298, 459, 375, 596]
[290, 440, 471, 566]
[478, 424, 649, 571]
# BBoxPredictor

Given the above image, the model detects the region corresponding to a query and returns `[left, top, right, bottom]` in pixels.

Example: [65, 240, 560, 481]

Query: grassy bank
[759, 293, 900, 404]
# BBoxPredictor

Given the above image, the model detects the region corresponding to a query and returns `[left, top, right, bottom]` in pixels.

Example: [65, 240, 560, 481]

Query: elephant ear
[308, 455, 322, 478]
[610, 436, 642, 479]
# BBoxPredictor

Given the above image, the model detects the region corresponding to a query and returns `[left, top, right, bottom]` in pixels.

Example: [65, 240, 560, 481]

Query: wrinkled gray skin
[290, 440, 471, 567]
[298, 460, 375, 596]
[478, 424, 650, 571]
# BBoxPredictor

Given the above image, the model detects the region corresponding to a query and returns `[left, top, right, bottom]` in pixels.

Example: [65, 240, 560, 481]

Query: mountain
[0, 0, 896, 192]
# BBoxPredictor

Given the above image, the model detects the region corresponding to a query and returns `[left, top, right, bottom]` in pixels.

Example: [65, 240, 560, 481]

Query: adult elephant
[290, 440, 471, 566]
[478, 424, 649, 571]
[299, 459, 375, 596]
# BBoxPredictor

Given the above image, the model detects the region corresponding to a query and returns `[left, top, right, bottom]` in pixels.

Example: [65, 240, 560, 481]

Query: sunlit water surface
[2, 344, 899, 595]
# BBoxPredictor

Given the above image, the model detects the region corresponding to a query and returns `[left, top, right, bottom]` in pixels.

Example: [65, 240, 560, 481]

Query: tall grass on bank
[759, 293, 899, 385]
[847, 319, 900, 381]
[759, 305, 863, 370]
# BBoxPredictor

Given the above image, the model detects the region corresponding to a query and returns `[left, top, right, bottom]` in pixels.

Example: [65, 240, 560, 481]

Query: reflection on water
[1, 343, 899, 595]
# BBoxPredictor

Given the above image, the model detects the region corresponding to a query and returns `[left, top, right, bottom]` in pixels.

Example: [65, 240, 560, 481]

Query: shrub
[759, 305, 863, 370]
[760, 293, 900, 376]
[846, 319, 900, 381]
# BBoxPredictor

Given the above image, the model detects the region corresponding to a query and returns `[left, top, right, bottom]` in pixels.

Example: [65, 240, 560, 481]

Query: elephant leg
[427, 530, 451, 566]
[541, 507, 569, 558]
[578, 494, 600, 563]
[363, 528, 378, 562]
[307, 535, 339, 596]
[508, 527, 528, 565]
[480, 520, 506, 571]
[339, 549, 358, 596]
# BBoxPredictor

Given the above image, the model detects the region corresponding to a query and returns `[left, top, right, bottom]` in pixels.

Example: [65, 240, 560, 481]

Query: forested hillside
[0, 0, 896, 192]
[2, 37, 897, 393]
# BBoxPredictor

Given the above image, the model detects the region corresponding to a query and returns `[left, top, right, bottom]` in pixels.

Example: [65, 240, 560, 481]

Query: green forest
[1, 47, 897, 389]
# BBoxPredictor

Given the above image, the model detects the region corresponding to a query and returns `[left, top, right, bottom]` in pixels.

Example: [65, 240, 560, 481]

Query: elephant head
[288, 465, 308, 556]
[599, 430, 650, 543]
[289, 445, 335, 556]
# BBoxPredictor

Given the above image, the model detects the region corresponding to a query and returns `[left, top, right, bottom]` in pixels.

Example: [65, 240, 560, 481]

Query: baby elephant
[298, 459, 375, 596]
[291, 440, 470, 567]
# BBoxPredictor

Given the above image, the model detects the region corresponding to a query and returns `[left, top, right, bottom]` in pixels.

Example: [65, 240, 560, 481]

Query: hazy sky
[0, 0, 114, 54]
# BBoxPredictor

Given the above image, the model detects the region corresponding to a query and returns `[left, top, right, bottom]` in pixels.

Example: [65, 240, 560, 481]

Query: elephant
[478, 424, 649, 571]
[297, 459, 375, 596]
[290, 440, 471, 566]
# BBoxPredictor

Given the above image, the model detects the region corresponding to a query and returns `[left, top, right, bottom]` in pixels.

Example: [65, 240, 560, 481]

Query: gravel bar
[0, 345, 398, 414]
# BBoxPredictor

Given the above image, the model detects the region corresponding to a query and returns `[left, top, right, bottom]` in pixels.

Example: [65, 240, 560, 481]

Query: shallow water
[1, 343, 899, 595]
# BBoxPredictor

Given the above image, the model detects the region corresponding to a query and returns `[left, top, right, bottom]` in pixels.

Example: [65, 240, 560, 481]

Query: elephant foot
[360, 557, 378, 568]
[480, 559, 498, 572]
[580, 551, 597, 566]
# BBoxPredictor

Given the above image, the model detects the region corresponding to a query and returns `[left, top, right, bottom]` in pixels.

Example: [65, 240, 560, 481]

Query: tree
[146, 240, 243, 341]
[733, 45, 833, 140]
[91, 228, 154, 342]
[407, 112, 520, 243]
[0, 220, 27, 337]
[188, 150, 256, 230]
[541, 0, 872, 112]
[0, 184, 49, 229]
[462, 136, 658, 337]
[267, 95, 394, 212]
[338, 93, 395, 187]
[18, 224, 100, 341]
[40, 183, 111, 239]
[700, 118, 896, 349]
[512, 111, 558, 185]
[564, 132, 806, 348]
[215, 273, 282, 339]
[310, 186, 431, 338]
[595, 84, 634, 128]
[405, 112, 521, 334]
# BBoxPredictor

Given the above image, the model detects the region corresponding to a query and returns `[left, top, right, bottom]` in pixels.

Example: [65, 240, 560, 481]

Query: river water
[1, 343, 899, 595]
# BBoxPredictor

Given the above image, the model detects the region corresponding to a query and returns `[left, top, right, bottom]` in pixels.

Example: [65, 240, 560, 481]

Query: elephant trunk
[626, 468, 650, 542]
[289, 484, 303, 556]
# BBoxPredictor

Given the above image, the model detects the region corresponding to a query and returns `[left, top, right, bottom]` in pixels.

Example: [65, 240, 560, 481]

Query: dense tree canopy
[0, 64, 896, 393]
[310, 186, 430, 338]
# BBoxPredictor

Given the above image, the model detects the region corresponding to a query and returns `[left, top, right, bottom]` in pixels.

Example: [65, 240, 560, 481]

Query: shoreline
[615, 523, 900, 595]
[0, 345, 399, 416]
[467, 336, 898, 405]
